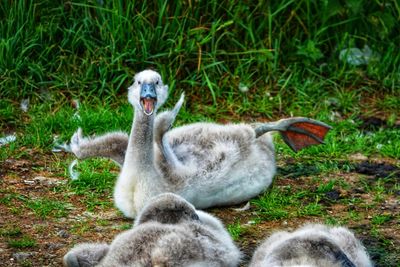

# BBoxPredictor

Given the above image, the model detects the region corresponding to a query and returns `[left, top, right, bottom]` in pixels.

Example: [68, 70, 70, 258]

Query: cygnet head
[135, 193, 200, 225]
[128, 69, 168, 116]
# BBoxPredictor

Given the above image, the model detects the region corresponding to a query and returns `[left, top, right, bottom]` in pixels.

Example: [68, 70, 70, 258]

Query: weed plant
[1, 0, 399, 102]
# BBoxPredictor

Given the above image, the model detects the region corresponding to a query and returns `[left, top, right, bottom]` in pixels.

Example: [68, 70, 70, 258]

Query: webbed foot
[255, 117, 332, 152]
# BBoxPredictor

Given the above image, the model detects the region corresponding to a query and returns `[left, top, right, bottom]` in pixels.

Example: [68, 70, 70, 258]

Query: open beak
[140, 83, 157, 116]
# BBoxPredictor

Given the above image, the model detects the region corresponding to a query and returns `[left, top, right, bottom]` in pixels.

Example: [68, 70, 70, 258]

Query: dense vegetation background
[1, 0, 399, 100]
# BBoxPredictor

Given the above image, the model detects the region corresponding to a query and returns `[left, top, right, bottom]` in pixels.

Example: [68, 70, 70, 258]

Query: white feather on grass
[68, 159, 80, 180]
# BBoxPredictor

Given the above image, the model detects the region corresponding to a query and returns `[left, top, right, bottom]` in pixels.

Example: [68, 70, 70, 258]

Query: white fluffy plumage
[71, 70, 276, 218]
[249, 223, 373, 267]
[63, 193, 241, 267]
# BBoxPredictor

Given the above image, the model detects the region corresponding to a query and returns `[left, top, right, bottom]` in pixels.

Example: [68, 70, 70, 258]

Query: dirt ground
[0, 149, 399, 266]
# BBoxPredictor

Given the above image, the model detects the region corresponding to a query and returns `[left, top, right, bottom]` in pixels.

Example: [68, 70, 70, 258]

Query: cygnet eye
[138, 81, 141, 85]
[156, 80, 159, 85]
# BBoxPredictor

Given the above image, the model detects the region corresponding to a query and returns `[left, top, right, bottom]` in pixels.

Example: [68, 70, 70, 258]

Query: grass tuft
[227, 222, 245, 241]
[7, 236, 37, 248]
[1, 1, 399, 101]
[26, 198, 69, 219]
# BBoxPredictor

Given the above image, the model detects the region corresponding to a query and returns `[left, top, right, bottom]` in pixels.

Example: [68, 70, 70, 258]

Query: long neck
[124, 108, 155, 169]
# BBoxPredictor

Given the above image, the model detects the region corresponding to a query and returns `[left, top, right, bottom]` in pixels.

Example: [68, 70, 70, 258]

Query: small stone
[325, 190, 340, 201]
[82, 211, 94, 218]
[47, 243, 64, 250]
[23, 180, 36, 185]
[348, 153, 368, 161]
[57, 230, 69, 238]
[96, 211, 119, 220]
[353, 188, 365, 194]
[34, 176, 66, 186]
[46, 253, 57, 259]
[57, 218, 67, 223]
[12, 252, 35, 262]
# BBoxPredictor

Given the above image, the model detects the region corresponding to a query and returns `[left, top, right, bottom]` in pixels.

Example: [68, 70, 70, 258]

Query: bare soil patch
[1, 150, 399, 266]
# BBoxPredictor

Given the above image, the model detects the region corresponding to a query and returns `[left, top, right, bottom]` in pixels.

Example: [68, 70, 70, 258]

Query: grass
[62, 158, 117, 210]
[0, 227, 22, 238]
[0, 1, 399, 102]
[66, 159, 117, 194]
[0, 190, 70, 218]
[252, 185, 328, 221]
[26, 198, 70, 219]
[227, 221, 246, 241]
[371, 214, 393, 226]
[7, 236, 37, 249]
[0, 226, 36, 248]
[2, 93, 399, 160]
[1, 1, 400, 266]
